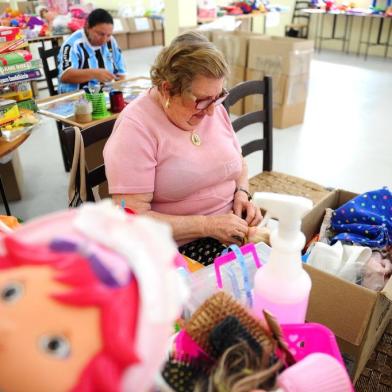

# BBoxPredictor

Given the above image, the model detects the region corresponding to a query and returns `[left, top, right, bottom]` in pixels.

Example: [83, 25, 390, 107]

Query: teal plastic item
[85, 92, 109, 119]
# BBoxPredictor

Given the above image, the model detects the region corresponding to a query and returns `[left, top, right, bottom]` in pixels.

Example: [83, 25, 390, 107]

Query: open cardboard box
[301, 189, 392, 382]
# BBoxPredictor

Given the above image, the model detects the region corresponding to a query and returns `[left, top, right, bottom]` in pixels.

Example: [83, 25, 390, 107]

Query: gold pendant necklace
[191, 130, 201, 146]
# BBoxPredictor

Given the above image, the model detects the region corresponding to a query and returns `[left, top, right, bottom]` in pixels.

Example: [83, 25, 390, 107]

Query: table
[36, 77, 151, 130]
[27, 34, 65, 49]
[302, 9, 392, 58]
[302, 9, 352, 53]
[198, 13, 268, 34]
[0, 133, 30, 215]
[357, 14, 392, 59]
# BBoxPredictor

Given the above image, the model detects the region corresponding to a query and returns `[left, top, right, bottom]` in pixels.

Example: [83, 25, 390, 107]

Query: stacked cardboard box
[112, 18, 129, 51]
[212, 30, 264, 115]
[245, 37, 314, 128]
[152, 18, 164, 46]
[301, 189, 392, 382]
[126, 17, 154, 49]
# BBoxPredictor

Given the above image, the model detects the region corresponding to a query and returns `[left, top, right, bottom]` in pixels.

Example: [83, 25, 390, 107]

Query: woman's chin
[188, 114, 205, 126]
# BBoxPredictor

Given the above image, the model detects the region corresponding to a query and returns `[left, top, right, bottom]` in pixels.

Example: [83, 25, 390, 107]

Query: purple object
[50, 238, 129, 288]
[27, 16, 44, 29]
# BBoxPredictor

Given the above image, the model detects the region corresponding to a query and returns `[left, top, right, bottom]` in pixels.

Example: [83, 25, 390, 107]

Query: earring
[165, 99, 170, 109]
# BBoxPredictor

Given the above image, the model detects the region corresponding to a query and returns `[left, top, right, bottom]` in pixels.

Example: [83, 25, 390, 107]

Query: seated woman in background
[103, 32, 262, 265]
[57, 8, 126, 94]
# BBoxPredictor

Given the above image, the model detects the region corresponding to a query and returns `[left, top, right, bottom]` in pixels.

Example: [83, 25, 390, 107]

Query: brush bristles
[185, 292, 276, 365]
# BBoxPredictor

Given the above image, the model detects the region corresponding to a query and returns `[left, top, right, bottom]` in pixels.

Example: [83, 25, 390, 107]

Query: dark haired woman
[57, 8, 126, 94]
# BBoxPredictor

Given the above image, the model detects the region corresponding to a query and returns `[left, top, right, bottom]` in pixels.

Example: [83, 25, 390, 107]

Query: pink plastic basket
[281, 322, 344, 366]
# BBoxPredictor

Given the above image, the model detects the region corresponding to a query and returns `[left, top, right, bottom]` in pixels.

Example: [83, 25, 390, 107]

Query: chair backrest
[292, 0, 311, 22]
[63, 119, 117, 203]
[38, 46, 60, 96]
[223, 77, 273, 172]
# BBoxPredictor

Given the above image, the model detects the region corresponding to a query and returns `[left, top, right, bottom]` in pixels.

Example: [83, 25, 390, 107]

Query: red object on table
[110, 90, 126, 113]
[0, 26, 21, 42]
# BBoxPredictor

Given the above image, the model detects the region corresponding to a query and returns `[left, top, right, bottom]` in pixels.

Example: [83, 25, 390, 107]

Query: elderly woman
[103, 32, 262, 265]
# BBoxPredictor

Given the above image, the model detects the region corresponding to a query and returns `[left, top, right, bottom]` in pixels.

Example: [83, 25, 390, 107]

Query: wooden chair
[38, 45, 71, 171]
[285, 0, 311, 39]
[63, 119, 116, 205]
[223, 77, 331, 206]
[38, 46, 60, 97]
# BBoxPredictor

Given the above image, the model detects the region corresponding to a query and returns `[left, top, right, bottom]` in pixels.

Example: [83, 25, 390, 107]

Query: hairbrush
[208, 315, 262, 359]
[185, 291, 276, 368]
[263, 310, 296, 366]
[161, 353, 208, 392]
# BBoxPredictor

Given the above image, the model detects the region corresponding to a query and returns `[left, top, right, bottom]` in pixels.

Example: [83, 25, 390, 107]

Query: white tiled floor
[7, 47, 392, 220]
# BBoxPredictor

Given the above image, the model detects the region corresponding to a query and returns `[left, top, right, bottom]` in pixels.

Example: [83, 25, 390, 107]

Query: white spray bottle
[252, 192, 313, 324]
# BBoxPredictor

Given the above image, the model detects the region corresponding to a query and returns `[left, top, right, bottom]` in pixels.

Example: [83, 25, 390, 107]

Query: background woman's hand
[93, 69, 116, 83]
[204, 214, 249, 246]
[233, 191, 262, 227]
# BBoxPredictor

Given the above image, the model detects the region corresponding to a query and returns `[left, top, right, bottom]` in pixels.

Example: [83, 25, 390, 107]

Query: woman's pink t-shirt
[104, 90, 242, 218]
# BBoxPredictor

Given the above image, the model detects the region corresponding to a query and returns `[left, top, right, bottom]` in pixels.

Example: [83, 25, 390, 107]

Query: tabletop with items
[36, 77, 152, 129]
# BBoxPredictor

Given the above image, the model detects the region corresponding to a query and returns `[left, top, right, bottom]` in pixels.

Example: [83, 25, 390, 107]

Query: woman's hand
[204, 214, 249, 246]
[233, 191, 262, 227]
[93, 69, 116, 83]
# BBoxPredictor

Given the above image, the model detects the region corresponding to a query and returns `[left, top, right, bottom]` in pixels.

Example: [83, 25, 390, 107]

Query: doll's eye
[1, 282, 24, 303]
[39, 335, 71, 359]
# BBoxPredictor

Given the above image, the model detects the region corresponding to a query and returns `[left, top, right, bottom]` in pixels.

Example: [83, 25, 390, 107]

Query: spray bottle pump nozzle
[254, 192, 313, 247]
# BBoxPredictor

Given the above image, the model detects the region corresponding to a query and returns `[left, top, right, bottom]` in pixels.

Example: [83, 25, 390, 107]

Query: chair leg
[0, 176, 11, 216]
[56, 121, 71, 172]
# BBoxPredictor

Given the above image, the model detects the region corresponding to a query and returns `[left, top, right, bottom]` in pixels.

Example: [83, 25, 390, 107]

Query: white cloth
[307, 241, 372, 283]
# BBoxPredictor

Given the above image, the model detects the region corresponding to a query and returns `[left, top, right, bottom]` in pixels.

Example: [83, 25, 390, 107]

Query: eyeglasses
[190, 88, 229, 110]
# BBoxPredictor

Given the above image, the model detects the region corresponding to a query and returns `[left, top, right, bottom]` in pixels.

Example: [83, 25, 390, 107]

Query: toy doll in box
[0, 201, 188, 392]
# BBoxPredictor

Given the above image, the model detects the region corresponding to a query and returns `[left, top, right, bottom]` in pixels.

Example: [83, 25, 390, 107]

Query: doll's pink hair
[0, 236, 139, 392]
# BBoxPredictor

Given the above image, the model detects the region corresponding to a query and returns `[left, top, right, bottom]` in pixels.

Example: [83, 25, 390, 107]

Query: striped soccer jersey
[57, 29, 126, 94]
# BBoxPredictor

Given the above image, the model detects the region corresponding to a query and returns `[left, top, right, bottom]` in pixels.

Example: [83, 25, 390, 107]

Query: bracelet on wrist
[235, 187, 252, 201]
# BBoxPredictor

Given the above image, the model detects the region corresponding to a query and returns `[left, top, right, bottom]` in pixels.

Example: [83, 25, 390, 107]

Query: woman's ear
[161, 81, 171, 98]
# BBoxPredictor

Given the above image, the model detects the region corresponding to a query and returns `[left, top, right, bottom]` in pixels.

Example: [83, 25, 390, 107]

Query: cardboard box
[248, 36, 314, 76]
[127, 32, 153, 49]
[113, 33, 128, 50]
[153, 18, 164, 31]
[235, 16, 252, 32]
[153, 30, 164, 46]
[179, 27, 214, 42]
[248, 68, 305, 106]
[273, 101, 306, 128]
[244, 99, 306, 128]
[113, 17, 129, 34]
[0, 150, 23, 202]
[126, 17, 154, 33]
[301, 189, 392, 382]
[226, 65, 246, 116]
[212, 30, 264, 68]
[243, 98, 307, 129]
[112, 17, 129, 50]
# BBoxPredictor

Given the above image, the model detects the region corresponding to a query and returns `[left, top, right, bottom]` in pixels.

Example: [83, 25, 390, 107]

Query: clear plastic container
[185, 242, 271, 315]
[74, 100, 93, 123]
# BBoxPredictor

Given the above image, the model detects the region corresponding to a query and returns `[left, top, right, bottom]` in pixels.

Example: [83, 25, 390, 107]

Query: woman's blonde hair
[150, 31, 229, 96]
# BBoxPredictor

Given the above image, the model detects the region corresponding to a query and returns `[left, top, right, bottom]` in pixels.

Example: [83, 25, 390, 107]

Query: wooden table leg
[0, 176, 11, 216]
